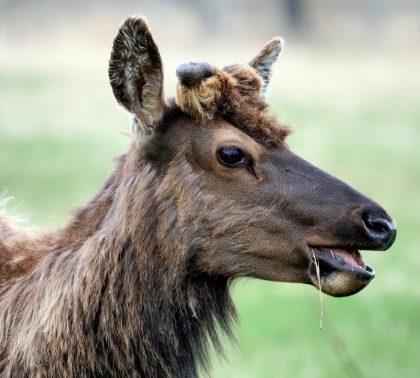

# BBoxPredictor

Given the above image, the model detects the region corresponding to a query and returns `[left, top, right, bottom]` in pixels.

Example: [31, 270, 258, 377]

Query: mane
[0, 151, 237, 377]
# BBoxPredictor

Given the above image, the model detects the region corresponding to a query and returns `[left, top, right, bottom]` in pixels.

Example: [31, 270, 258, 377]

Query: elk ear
[109, 17, 166, 140]
[249, 38, 283, 96]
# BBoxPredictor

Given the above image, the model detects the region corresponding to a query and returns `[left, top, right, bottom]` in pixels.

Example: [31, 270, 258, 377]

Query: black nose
[176, 61, 214, 87]
[362, 209, 397, 250]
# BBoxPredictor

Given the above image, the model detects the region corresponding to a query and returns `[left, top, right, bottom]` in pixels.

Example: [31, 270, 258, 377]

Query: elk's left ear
[249, 38, 283, 96]
[109, 17, 166, 140]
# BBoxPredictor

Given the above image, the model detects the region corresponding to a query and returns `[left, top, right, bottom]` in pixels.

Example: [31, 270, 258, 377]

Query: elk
[0, 17, 396, 377]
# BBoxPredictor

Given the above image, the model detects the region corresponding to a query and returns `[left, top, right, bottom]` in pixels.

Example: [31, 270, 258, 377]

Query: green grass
[0, 50, 419, 377]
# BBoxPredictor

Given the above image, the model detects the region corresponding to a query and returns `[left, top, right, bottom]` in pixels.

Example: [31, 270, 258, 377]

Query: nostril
[366, 216, 389, 233]
[361, 210, 397, 249]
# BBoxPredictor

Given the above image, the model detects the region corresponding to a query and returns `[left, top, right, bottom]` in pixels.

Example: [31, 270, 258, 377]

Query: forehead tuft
[174, 63, 290, 147]
[175, 68, 235, 121]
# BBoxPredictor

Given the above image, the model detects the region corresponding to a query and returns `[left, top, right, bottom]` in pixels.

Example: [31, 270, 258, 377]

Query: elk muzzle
[307, 188, 397, 297]
[266, 149, 397, 297]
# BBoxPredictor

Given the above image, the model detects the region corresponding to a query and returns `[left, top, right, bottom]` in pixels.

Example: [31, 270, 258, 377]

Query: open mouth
[311, 247, 375, 279]
[308, 246, 375, 297]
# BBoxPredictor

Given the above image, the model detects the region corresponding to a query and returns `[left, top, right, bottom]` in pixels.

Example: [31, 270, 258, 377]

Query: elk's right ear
[109, 17, 165, 140]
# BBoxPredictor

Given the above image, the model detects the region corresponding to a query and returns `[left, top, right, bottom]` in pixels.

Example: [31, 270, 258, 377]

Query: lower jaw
[308, 248, 376, 297]
[309, 268, 374, 297]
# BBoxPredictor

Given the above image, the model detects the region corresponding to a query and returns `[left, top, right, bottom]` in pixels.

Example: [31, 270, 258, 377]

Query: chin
[308, 246, 376, 297]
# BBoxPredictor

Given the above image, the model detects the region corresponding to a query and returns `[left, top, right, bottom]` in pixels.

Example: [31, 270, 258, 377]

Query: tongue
[329, 248, 366, 269]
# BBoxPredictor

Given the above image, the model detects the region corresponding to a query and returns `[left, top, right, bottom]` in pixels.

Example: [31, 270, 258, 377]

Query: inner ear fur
[109, 17, 166, 139]
[249, 37, 283, 96]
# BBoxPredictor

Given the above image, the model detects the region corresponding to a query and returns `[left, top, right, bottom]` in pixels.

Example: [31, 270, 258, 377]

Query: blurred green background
[0, 1, 419, 377]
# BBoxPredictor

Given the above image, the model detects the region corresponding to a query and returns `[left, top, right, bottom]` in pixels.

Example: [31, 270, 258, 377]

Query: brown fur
[0, 16, 395, 377]
[0, 144, 237, 377]
[176, 68, 236, 120]
[176, 63, 290, 147]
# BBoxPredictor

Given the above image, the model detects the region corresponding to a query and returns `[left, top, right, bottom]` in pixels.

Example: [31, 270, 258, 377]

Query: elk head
[108, 17, 396, 297]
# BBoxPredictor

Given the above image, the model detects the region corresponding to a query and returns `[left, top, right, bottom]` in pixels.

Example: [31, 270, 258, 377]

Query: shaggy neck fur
[0, 150, 236, 377]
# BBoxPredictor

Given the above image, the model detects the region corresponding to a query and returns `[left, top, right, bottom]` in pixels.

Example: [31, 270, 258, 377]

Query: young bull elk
[0, 17, 396, 377]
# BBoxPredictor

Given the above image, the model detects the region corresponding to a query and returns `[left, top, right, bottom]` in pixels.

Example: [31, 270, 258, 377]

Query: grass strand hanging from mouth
[311, 248, 324, 330]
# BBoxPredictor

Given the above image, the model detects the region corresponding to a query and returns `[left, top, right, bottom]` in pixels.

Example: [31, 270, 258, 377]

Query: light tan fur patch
[175, 68, 236, 120]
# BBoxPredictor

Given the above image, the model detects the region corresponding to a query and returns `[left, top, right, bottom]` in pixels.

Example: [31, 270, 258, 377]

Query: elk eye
[217, 147, 246, 167]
